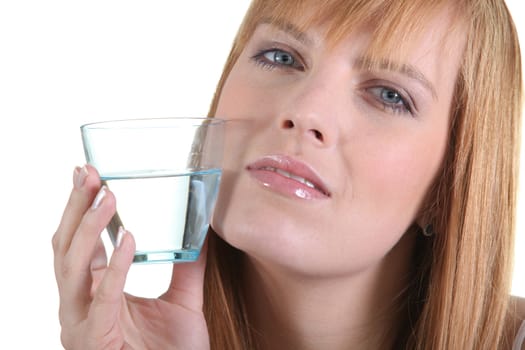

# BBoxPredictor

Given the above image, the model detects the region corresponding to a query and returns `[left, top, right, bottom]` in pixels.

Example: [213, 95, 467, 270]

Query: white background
[0, 1, 522, 348]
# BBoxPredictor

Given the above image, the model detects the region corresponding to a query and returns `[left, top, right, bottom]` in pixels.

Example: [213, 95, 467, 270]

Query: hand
[52, 165, 210, 349]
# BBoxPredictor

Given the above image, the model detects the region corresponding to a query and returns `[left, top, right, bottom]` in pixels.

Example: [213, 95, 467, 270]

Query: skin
[212, 8, 466, 350]
[52, 165, 210, 349]
[52, 6, 472, 350]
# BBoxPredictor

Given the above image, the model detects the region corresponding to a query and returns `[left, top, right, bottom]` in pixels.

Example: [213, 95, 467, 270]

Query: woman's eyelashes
[365, 85, 415, 116]
[250, 46, 416, 117]
[252, 48, 305, 71]
[366, 86, 413, 114]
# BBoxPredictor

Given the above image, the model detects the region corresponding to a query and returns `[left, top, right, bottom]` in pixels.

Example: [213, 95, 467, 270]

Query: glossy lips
[246, 155, 331, 200]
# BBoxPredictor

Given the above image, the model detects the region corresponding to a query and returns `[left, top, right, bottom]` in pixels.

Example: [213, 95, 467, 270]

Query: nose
[277, 85, 339, 147]
[280, 118, 326, 144]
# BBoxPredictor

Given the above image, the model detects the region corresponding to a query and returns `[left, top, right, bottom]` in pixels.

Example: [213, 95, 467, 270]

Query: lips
[246, 155, 331, 199]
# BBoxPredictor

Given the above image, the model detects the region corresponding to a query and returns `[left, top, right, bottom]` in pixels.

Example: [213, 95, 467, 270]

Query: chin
[212, 209, 343, 277]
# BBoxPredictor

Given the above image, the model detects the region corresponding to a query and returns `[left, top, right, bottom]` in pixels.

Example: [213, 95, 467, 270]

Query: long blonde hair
[203, 0, 523, 348]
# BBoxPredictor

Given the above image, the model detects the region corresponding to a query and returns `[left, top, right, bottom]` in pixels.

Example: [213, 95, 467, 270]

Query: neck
[242, 232, 416, 350]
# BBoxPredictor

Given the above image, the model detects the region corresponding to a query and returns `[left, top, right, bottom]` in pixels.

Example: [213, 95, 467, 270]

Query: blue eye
[381, 89, 403, 104]
[367, 86, 412, 115]
[252, 48, 304, 71]
[264, 50, 295, 66]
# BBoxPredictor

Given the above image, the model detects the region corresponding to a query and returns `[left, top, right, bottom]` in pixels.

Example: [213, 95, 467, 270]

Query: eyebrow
[355, 57, 438, 100]
[258, 20, 438, 101]
[259, 18, 314, 47]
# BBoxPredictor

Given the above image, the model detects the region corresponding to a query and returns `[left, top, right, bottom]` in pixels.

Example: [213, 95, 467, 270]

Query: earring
[423, 224, 434, 237]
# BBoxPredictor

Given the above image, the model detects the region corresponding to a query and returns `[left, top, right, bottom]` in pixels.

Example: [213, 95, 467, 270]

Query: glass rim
[80, 117, 225, 130]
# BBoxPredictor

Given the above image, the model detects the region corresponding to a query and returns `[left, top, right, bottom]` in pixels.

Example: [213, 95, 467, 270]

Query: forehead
[245, 0, 466, 64]
[254, 7, 466, 69]
[247, 7, 467, 107]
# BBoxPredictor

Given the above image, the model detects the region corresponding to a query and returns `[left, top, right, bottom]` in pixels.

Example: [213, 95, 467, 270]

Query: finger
[58, 186, 116, 324]
[159, 237, 208, 310]
[88, 228, 135, 334]
[67, 186, 114, 277]
[90, 238, 108, 297]
[52, 165, 101, 257]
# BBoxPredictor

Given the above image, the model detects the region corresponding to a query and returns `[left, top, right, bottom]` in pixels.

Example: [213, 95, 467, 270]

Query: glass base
[132, 249, 200, 264]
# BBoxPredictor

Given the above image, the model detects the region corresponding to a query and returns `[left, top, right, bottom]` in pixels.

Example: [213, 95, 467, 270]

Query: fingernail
[74, 165, 89, 189]
[91, 186, 107, 210]
[116, 226, 127, 248]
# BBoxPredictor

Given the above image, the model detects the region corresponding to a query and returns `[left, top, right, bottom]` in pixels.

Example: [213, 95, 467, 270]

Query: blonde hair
[203, 0, 523, 348]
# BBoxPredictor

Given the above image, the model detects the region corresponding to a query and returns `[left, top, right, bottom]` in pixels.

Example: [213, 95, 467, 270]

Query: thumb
[159, 238, 208, 310]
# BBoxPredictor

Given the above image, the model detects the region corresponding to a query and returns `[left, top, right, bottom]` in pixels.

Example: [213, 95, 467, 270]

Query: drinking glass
[81, 117, 224, 264]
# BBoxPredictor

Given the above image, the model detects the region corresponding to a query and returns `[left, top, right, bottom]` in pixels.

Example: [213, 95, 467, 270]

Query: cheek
[355, 127, 449, 220]
[211, 169, 239, 237]
[211, 79, 266, 240]
[215, 64, 272, 120]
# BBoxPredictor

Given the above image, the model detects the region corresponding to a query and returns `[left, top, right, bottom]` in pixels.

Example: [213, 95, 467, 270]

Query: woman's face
[212, 10, 465, 277]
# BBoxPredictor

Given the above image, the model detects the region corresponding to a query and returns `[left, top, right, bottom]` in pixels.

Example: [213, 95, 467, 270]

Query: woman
[52, 0, 523, 348]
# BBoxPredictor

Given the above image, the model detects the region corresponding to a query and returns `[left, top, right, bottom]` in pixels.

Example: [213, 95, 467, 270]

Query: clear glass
[81, 118, 224, 264]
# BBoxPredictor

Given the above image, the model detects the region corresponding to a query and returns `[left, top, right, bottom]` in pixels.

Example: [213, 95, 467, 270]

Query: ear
[415, 210, 432, 230]
[414, 196, 437, 233]
[415, 212, 435, 237]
